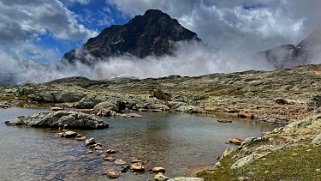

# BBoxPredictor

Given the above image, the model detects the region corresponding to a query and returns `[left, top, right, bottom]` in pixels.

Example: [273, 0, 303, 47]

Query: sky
[1, 0, 320, 63]
[1, 0, 321, 83]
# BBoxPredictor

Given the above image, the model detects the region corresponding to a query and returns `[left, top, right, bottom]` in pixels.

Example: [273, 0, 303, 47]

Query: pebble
[103, 156, 115, 162]
[85, 138, 96, 146]
[106, 149, 117, 154]
[152, 167, 166, 173]
[115, 159, 127, 165]
[106, 170, 120, 179]
[131, 162, 145, 171]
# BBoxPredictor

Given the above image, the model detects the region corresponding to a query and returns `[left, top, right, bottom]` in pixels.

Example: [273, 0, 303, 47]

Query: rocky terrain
[63, 9, 200, 64]
[2, 64, 321, 125]
[1, 63, 321, 180]
[198, 114, 321, 180]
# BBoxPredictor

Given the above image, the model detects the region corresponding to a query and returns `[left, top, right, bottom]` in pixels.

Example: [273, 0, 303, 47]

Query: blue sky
[39, 1, 130, 62]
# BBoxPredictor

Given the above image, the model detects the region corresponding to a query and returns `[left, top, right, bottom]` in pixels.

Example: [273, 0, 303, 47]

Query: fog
[0, 41, 275, 84]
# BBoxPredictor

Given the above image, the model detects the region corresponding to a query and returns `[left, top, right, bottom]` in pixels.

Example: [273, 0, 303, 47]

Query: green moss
[197, 154, 239, 181]
[0, 95, 15, 101]
[199, 145, 321, 181]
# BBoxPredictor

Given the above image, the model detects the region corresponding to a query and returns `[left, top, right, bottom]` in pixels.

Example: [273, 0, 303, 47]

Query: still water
[0, 108, 275, 181]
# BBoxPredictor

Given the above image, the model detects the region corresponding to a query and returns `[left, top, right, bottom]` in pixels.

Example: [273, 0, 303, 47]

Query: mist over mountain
[63, 9, 200, 64]
[261, 27, 321, 69]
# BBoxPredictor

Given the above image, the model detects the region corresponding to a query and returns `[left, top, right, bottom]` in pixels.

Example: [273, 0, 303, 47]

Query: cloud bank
[108, 0, 321, 51]
[1, 0, 321, 84]
[0, 41, 273, 84]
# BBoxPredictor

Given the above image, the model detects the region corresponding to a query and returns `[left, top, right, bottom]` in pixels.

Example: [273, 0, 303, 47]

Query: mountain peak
[144, 9, 167, 16]
[63, 9, 201, 64]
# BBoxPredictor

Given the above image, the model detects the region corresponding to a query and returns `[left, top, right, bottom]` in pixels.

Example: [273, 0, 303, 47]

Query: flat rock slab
[5, 111, 108, 129]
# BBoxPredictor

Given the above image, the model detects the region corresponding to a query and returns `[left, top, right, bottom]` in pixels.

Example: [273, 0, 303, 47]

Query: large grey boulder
[29, 91, 85, 103]
[5, 111, 108, 129]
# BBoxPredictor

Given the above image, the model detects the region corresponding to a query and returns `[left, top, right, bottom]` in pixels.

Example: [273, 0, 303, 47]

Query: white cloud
[64, 0, 91, 5]
[0, 0, 97, 43]
[0, 0, 98, 63]
[108, 0, 320, 51]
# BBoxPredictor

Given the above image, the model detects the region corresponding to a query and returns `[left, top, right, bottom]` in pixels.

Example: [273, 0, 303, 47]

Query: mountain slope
[261, 28, 321, 69]
[63, 9, 200, 64]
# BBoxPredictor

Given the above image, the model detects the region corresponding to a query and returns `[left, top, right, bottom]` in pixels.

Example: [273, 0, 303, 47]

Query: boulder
[152, 167, 166, 173]
[152, 88, 171, 101]
[231, 152, 268, 169]
[53, 132, 64, 138]
[131, 162, 145, 171]
[115, 159, 127, 165]
[238, 112, 254, 119]
[106, 170, 120, 179]
[76, 96, 104, 109]
[312, 133, 321, 144]
[85, 138, 96, 146]
[63, 131, 77, 138]
[29, 91, 85, 103]
[93, 102, 119, 113]
[5, 111, 108, 129]
[176, 105, 203, 113]
[167, 101, 186, 109]
[229, 138, 243, 145]
[220, 148, 235, 160]
[154, 172, 169, 181]
[75, 135, 86, 141]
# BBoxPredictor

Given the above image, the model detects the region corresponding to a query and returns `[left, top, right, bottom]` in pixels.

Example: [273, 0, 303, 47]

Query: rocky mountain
[63, 9, 200, 64]
[261, 28, 321, 69]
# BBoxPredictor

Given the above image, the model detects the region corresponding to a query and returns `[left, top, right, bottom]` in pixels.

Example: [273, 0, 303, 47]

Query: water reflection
[0, 108, 275, 181]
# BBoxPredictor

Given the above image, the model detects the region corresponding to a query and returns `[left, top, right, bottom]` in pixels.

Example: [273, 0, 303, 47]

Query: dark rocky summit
[63, 9, 200, 64]
[261, 28, 321, 69]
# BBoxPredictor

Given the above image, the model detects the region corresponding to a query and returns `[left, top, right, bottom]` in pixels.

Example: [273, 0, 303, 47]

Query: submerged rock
[106, 170, 120, 179]
[85, 138, 96, 146]
[63, 131, 77, 138]
[152, 167, 166, 173]
[154, 172, 169, 181]
[217, 119, 232, 123]
[131, 162, 145, 171]
[103, 156, 115, 162]
[5, 111, 108, 129]
[115, 159, 127, 165]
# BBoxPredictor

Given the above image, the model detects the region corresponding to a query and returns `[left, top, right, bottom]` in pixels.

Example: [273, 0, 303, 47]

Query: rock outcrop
[5, 111, 108, 129]
[63, 9, 200, 64]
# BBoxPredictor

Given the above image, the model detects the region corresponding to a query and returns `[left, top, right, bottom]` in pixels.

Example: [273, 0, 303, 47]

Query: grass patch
[0, 95, 15, 101]
[199, 145, 321, 181]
